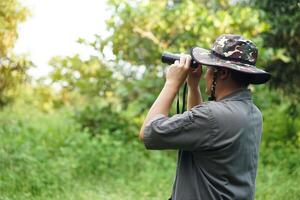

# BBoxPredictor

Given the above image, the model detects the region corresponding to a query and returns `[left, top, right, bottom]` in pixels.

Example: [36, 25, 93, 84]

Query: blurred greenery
[1, 0, 300, 199]
[0, 0, 31, 107]
[0, 0, 28, 56]
[251, 0, 300, 101]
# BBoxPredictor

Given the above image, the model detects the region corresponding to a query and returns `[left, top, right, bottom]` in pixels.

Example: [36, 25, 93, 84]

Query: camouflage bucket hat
[191, 34, 271, 84]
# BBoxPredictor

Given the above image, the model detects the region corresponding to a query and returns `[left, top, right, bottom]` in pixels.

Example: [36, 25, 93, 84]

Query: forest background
[1, 0, 300, 199]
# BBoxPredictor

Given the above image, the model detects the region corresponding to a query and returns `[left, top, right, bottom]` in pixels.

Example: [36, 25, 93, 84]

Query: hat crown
[212, 34, 258, 65]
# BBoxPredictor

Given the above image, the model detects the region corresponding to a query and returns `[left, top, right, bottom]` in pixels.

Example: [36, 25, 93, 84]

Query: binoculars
[161, 52, 199, 68]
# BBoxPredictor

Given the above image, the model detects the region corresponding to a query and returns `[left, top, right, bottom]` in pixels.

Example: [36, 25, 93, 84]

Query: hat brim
[191, 47, 271, 84]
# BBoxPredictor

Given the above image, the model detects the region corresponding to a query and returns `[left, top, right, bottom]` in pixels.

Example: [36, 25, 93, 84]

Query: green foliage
[251, 0, 300, 100]
[49, 54, 114, 97]
[49, 0, 273, 116]
[0, 0, 28, 56]
[0, 107, 77, 198]
[2, 0, 300, 199]
[1, 104, 300, 199]
[0, 56, 31, 107]
[0, 0, 31, 107]
[104, 0, 269, 66]
[255, 141, 300, 200]
[252, 85, 300, 141]
[0, 104, 176, 200]
[18, 84, 78, 112]
[76, 0, 273, 119]
[73, 100, 139, 140]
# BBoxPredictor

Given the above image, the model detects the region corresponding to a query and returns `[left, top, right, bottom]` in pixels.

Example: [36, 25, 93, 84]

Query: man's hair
[230, 69, 250, 88]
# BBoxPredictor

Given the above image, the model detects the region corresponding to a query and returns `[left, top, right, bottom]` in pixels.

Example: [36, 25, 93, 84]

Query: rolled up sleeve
[143, 104, 215, 151]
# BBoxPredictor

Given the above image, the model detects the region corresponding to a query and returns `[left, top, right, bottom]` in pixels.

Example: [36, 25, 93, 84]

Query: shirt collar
[219, 88, 252, 101]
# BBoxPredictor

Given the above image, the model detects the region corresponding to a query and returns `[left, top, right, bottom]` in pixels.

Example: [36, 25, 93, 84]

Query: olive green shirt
[143, 89, 262, 200]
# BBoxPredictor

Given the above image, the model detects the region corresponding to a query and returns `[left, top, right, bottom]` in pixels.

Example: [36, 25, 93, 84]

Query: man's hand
[187, 64, 203, 109]
[139, 54, 191, 140]
[187, 64, 202, 88]
[165, 54, 191, 90]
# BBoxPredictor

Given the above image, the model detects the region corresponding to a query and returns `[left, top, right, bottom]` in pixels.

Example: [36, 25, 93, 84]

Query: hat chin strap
[208, 69, 218, 101]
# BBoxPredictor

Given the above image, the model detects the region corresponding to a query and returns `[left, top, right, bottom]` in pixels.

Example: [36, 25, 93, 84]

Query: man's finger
[179, 53, 185, 67]
[184, 55, 192, 70]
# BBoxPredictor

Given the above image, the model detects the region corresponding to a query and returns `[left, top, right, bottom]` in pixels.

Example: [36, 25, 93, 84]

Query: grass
[0, 105, 300, 200]
[0, 105, 176, 200]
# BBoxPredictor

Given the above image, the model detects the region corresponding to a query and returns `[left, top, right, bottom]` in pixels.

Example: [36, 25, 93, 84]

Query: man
[139, 34, 271, 200]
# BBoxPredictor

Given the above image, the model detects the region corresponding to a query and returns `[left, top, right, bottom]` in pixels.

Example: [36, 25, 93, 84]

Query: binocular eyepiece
[161, 52, 199, 68]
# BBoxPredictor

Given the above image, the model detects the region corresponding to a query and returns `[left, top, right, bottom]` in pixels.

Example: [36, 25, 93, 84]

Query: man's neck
[215, 85, 245, 101]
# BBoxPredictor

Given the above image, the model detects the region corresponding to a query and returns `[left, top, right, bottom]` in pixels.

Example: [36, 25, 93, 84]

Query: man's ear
[219, 68, 230, 80]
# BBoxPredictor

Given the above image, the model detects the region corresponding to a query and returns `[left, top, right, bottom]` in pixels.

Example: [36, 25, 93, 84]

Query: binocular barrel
[161, 52, 198, 68]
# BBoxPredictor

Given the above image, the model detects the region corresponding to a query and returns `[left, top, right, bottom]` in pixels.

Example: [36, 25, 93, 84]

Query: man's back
[144, 89, 262, 200]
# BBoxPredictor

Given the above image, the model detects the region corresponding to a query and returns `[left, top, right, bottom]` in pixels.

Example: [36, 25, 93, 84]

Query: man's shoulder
[207, 99, 262, 127]
[191, 97, 261, 121]
[194, 100, 233, 115]
[191, 101, 229, 116]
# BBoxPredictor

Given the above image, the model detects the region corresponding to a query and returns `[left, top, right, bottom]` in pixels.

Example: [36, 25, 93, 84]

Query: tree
[50, 0, 273, 112]
[0, 56, 30, 107]
[250, 0, 300, 101]
[0, 0, 27, 56]
[103, 0, 270, 67]
[49, 54, 114, 98]
[0, 0, 30, 107]
[98, 0, 271, 110]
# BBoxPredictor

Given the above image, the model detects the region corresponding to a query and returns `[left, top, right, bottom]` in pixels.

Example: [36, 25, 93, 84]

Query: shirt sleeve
[143, 103, 216, 151]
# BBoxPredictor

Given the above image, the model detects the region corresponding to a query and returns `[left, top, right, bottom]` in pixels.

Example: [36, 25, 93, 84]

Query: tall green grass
[0, 104, 299, 199]
[0, 106, 175, 199]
